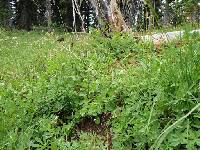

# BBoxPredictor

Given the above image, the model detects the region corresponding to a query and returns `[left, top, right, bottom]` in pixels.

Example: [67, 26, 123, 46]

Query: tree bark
[90, 0, 130, 32]
[46, 0, 52, 31]
[163, 0, 171, 26]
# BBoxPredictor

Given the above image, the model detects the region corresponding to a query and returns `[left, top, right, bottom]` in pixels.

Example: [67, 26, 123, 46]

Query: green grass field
[0, 28, 200, 150]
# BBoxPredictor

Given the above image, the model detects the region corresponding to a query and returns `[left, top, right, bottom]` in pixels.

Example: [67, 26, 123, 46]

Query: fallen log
[141, 29, 200, 44]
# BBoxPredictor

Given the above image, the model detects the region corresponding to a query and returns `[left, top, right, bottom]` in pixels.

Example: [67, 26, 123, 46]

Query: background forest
[0, 0, 199, 32]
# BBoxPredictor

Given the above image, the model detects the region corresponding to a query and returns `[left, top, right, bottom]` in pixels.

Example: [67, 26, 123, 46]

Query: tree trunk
[109, 0, 127, 32]
[91, 0, 130, 32]
[46, 0, 52, 31]
[163, 0, 170, 26]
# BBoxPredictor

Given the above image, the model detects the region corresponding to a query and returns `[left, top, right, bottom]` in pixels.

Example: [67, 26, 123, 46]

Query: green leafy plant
[0, 28, 199, 150]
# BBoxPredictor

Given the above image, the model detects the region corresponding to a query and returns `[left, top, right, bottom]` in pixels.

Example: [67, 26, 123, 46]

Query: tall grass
[0, 28, 199, 149]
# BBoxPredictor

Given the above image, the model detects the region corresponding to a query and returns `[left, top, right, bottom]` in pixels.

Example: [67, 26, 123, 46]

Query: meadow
[0, 28, 200, 150]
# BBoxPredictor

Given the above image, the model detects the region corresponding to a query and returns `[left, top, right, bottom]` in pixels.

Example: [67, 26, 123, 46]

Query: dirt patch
[71, 113, 113, 150]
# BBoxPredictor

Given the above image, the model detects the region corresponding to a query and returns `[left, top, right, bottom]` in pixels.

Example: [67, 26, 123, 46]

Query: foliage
[1, 0, 199, 31]
[0, 1, 9, 26]
[0, 29, 200, 149]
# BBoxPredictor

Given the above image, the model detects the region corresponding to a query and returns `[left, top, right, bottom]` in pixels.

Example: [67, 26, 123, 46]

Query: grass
[0, 28, 200, 150]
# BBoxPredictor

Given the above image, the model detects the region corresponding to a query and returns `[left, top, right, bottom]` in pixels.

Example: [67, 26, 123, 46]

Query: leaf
[30, 143, 41, 148]
[51, 142, 57, 150]
[94, 117, 101, 125]
[35, 137, 43, 144]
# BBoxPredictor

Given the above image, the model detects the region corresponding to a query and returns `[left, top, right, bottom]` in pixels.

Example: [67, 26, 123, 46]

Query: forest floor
[0, 28, 200, 150]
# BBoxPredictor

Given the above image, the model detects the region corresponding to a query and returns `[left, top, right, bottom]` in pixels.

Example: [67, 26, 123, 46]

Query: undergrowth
[0, 28, 200, 150]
